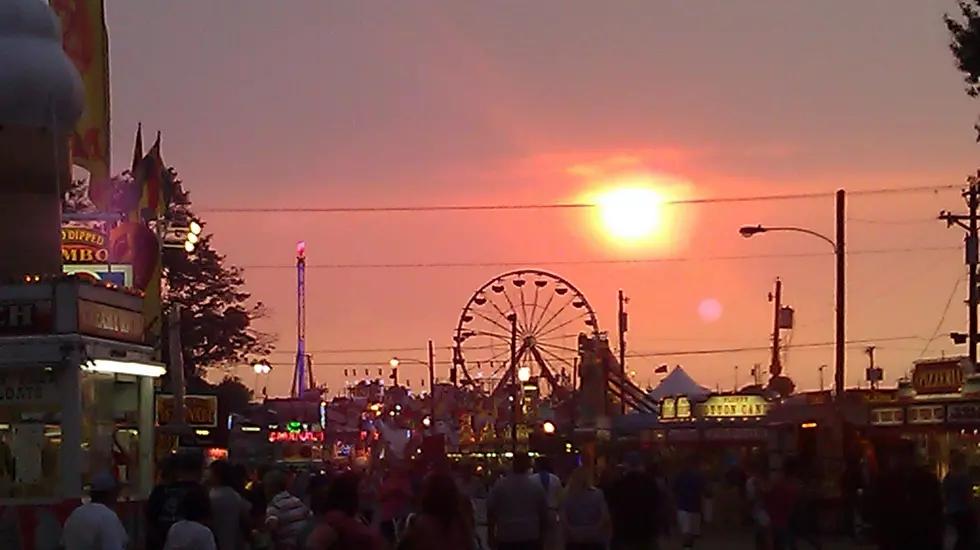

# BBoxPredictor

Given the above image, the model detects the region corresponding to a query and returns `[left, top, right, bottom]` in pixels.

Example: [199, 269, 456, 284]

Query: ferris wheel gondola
[452, 269, 599, 398]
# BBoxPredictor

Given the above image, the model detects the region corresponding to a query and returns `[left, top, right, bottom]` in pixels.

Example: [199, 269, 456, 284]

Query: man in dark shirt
[870, 441, 943, 550]
[605, 453, 661, 550]
[145, 449, 210, 550]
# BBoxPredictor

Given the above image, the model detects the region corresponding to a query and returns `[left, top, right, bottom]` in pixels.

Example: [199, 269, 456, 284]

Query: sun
[595, 186, 666, 244]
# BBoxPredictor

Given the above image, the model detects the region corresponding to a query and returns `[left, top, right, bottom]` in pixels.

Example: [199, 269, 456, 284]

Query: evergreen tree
[946, 2, 980, 139]
[163, 168, 274, 376]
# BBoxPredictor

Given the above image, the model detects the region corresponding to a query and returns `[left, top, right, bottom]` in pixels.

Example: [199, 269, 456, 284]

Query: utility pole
[427, 339, 435, 421]
[768, 278, 782, 378]
[835, 189, 846, 398]
[508, 312, 519, 453]
[865, 346, 879, 390]
[734, 365, 739, 393]
[617, 290, 628, 415]
[940, 177, 980, 371]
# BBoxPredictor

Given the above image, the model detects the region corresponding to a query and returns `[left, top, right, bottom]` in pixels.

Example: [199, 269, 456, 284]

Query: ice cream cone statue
[0, 0, 83, 278]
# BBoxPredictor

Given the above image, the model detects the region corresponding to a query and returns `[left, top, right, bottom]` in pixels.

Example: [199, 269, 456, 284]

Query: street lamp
[389, 340, 436, 422]
[542, 421, 556, 434]
[517, 366, 531, 383]
[739, 189, 846, 398]
[252, 360, 272, 398]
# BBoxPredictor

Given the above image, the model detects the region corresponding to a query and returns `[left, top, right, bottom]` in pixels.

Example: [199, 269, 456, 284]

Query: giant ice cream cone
[0, 1, 83, 279]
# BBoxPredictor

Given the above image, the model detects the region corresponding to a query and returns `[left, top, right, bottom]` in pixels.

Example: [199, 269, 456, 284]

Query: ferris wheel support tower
[291, 241, 312, 397]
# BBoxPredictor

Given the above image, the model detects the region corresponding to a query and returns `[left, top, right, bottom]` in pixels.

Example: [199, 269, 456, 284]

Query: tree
[162, 168, 274, 376]
[946, 2, 980, 139]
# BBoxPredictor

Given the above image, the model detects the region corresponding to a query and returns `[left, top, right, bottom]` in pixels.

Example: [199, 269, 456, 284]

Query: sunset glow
[593, 185, 667, 245]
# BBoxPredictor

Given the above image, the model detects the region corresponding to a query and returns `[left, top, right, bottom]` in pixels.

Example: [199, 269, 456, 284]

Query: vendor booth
[0, 277, 160, 548]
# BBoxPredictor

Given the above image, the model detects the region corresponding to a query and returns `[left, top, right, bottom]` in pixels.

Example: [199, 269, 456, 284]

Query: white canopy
[646, 366, 710, 401]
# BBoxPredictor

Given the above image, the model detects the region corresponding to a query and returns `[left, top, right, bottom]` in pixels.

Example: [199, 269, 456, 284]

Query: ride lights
[542, 421, 556, 434]
[184, 220, 202, 252]
[422, 415, 432, 427]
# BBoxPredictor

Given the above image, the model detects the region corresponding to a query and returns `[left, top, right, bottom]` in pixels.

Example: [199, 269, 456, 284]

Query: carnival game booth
[0, 277, 161, 548]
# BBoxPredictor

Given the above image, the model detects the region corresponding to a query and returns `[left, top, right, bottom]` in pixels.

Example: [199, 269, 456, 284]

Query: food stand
[0, 277, 160, 549]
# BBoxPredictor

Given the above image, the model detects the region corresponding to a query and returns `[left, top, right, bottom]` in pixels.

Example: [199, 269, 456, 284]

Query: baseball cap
[90, 471, 118, 492]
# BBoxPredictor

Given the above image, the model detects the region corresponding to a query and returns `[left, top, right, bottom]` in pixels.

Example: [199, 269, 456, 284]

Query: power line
[198, 185, 957, 214]
[919, 276, 964, 358]
[257, 335, 927, 367]
[236, 245, 959, 271]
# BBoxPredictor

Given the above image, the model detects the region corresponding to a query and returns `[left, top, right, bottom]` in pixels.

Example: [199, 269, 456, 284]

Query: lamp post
[739, 189, 846, 399]
[390, 339, 436, 424]
[252, 360, 272, 398]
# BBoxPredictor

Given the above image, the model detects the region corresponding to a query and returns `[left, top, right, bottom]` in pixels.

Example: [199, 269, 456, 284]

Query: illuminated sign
[908, 405, 945, 425]
[870, 407, 904, 426]
[269, 430, 324, 443]
[659, 397, 692, 420]
[912, 359, 963, 395]
[702, 395, 769, 418]
[62, 227, 110, 264]
[156, 395, 218, 427]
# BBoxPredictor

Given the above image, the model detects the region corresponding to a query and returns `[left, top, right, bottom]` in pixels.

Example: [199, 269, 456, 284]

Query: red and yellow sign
[156, 395, 218, 428]
[62, 227, 110, 264]
[50, 0, 111, 180]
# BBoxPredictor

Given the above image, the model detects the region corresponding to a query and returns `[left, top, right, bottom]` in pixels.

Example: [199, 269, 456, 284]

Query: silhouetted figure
[870, 442, 943, 550]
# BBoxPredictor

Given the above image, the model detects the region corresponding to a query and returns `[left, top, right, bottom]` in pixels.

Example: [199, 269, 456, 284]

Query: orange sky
[101, 0, 979, 396]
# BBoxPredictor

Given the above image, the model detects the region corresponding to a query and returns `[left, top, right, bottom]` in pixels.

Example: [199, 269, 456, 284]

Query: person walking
[147, 450, 210, 550]
[264, 470, 310, 550]
[531, 456, 563, 550]
[944, 450, 976, 550]
[673, 457, 705, 550]
[870, 441, 943, 550]
[487, 452, 549, 550]
[604, 453, 661, 550]
[164, 487, 217, 550]
[62, 472, 129, 550]
[209, 460, 252, 550]
[398, 471, 476, 550]
[559, 466, 610, 550]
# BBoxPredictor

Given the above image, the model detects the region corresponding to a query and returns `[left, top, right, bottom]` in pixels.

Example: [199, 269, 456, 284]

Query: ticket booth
[0, 277, 160, 549]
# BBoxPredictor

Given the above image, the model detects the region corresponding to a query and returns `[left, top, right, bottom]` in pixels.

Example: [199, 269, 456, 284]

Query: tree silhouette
[946, 1, 980, 139]
[162, 169, 274, 376]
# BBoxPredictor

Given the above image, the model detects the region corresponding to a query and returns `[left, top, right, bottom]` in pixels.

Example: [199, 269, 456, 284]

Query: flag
[131, 133, 168, 223]
[654, 364, 668, 374]
[51, 0, 111, 180]
[131, 123, 143, 172]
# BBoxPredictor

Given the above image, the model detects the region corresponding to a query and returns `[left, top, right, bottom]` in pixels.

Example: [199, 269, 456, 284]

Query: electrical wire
[235, 245, 959, 271]
[197, 184, 958, 214]
[257, 335, 927, 367]
[918, 276, 964, 358]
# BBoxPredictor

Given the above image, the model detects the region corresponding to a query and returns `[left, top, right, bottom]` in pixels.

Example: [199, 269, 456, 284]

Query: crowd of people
[55, 440, 980, 550]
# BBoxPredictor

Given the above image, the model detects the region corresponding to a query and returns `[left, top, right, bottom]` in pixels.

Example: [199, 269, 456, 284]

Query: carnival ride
[451, 268, 659, 416]
[452, 269, 597, 400]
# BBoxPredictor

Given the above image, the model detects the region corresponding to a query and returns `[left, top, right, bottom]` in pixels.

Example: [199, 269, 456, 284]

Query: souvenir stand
[0, 277, 160, 550]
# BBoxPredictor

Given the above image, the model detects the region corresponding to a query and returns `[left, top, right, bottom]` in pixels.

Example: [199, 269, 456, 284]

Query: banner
[50, 0, 111, 180]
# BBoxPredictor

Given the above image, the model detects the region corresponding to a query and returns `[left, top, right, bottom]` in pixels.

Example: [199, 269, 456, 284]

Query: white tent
[646, 366, 710, 401]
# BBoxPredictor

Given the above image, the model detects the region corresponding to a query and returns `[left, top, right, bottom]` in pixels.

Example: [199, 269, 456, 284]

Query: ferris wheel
[452, 269, 600, 398]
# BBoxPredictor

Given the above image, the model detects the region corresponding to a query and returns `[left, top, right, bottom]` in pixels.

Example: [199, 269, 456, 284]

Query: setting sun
[596, 186, 666, 243]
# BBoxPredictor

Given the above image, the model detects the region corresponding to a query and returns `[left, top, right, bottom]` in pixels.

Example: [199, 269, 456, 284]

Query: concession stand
[0, 277, 160, 549]
[866, 356, 977, 478]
